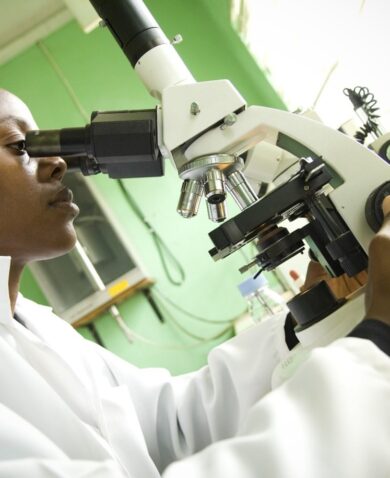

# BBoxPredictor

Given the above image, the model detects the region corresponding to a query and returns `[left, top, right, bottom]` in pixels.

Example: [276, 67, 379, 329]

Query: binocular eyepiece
[25, 109, 163, 179]
[26, 128, 98, 175]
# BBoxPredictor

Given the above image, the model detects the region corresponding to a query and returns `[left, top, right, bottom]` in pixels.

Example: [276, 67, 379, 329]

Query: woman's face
[0, 90, 79, 264]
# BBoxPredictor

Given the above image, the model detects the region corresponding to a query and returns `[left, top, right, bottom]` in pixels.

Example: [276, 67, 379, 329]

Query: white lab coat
[0, 257, 389, 477]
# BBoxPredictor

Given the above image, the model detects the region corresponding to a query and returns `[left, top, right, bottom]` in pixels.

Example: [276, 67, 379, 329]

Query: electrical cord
[152, 287, 242, 325]
[113, 307, 235, 349]
[117, 179, 186, 286]
[121, 324, 233, 349]
[343, 86, 381, 144]
[160, 299, 234, 341]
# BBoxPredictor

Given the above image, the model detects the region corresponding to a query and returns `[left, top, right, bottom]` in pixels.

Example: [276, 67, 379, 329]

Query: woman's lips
[49, 187, 79, 215]
[50, 187, 73, 205]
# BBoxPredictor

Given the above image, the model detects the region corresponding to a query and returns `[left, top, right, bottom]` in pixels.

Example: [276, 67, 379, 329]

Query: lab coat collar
[0, 256, 13, 326]
[0, 257, 51, 328]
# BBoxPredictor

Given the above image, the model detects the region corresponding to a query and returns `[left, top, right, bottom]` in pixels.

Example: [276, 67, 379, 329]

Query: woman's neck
[9, 260, 25, 314]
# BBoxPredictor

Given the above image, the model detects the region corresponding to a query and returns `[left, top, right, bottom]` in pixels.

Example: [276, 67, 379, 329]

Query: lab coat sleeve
[88, 313, 288, 471]
[0, 400, 128, 478]
[162, 338, 390, 478]
[0, 460, 127, 478]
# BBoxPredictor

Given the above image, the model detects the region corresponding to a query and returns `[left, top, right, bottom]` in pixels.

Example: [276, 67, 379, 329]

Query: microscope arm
[185, 105, 390, 254]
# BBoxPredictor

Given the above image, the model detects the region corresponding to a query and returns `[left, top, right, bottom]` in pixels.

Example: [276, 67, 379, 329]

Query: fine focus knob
[365, 181, 390, 232]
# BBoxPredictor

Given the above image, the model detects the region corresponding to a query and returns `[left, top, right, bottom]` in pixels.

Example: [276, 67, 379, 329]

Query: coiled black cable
[343, 86, 380, 144]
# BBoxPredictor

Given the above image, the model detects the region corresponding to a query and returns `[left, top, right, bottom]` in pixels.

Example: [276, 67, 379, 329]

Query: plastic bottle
[238, 274, 287, 323]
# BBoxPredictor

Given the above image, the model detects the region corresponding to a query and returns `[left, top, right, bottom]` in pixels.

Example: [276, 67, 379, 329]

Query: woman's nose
[37, 156, 67, 182]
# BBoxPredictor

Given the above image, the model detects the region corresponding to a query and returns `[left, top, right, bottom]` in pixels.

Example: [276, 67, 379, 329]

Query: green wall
[0, 0, 284, 374]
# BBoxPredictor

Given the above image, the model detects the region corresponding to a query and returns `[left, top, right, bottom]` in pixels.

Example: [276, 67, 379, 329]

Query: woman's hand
[290, 262, 365, 328]
[301, 262, 367, 300]
[365, 196, 390, 326]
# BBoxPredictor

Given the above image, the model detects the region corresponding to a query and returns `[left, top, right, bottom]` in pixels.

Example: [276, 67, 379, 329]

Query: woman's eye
[7, 140, 27, 156]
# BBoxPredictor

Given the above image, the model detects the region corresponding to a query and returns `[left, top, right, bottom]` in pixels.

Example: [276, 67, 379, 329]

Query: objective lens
[206, 200, 227, 222]
[226, 170, 257, 209]
[204, 168, 226, 204]
[177, 179, 203, 218]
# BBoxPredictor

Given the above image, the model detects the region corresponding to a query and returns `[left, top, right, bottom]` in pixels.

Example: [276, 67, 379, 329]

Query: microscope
[25, 0, 390, 373]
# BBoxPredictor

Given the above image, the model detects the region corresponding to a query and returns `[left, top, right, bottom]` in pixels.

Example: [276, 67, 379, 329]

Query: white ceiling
[0, 0, 65, 48]
[0, 0, 100, 64]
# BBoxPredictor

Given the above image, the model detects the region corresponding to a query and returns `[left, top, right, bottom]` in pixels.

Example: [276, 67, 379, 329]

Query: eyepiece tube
[89, 0, 194, 99]
[90, 0, 169, 67]
[25, 128, 100, 175]
[25, 130, 61, 157]
[26, 128, 87, 158]
[25, 109, 163, 179]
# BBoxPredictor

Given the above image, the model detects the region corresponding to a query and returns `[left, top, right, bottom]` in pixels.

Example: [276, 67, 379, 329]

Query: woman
[0, 89, 389, 478]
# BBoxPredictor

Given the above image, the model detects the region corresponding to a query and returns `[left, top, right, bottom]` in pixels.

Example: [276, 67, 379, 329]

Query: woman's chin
[33, 231, 78, 262]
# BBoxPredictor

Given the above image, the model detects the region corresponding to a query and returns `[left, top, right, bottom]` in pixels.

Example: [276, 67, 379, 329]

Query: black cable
[87, 323, 106, 348]
[143, 289, 165, 322]
[271, 161, 300, 184]
[254, 267, 265, 279]
[117, 179, 185, 286]
[343, 86, 381, 144]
